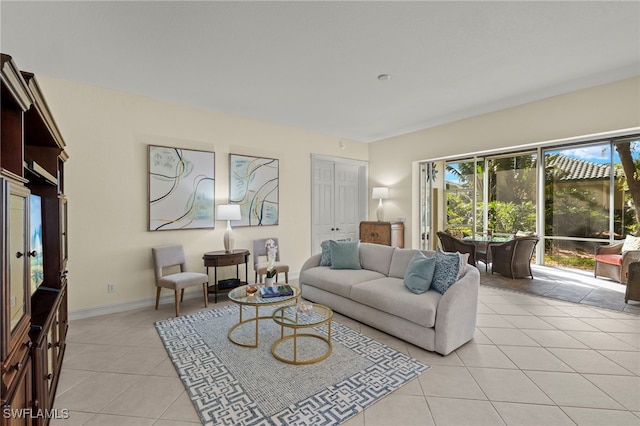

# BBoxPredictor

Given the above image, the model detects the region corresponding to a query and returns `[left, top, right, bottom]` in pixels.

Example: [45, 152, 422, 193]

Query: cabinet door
[1, 356, 32, 426]
[1, 179, 31, 361]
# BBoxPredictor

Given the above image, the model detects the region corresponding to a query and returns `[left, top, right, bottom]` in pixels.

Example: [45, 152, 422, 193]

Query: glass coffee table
[271, 303, 333, 365]
[227, 285, 300, 348]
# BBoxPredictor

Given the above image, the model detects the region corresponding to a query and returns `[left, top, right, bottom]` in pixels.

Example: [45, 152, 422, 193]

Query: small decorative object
[372, 187, 389, 222]
[217, 204, 242, 252]
[246, 283, 259, 297]
[296, 301, 313, 314]
[265, 238, 278, 285]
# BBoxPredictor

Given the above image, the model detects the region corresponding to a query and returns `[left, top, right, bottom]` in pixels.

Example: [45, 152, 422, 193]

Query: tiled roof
[546, 154, 614, 181]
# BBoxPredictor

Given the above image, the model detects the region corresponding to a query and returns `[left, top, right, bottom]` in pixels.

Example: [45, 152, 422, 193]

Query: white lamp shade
[371, 187, 389, 200]
[217, 204, 242, 221]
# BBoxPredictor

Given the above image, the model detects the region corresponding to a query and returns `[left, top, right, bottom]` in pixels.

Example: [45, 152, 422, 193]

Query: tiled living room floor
[52, 277, 640, 426]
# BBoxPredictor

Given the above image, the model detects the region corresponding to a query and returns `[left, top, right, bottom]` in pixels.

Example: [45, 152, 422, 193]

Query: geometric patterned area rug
[155, 305, 429, 426]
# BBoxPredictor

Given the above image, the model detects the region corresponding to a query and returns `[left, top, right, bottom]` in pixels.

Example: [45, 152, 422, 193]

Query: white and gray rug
[155, 305, 429, 426]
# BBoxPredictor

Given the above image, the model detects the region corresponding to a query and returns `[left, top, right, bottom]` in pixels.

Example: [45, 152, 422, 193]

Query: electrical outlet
[10, 296, 16, 307]
[107, 283, 116, 293]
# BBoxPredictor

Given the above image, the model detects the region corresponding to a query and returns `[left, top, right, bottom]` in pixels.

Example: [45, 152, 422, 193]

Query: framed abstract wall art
[229, 154, 279, 226]
[148, 145, 215, 230]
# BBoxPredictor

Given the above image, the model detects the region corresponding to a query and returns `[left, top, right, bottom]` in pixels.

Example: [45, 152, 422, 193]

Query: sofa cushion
[595, 254, 623, 266]
[389, 248, 429, 278]
[351, 277, 441, 328]
[300, 266, 385, 298]
[431, 248, 465, 294]
[622, 235, 640, 253]
[330, 240, 362, 270]
[404, 251, 436, 294]
[359, 243, 395, 276]
[320, 240, 332, 266]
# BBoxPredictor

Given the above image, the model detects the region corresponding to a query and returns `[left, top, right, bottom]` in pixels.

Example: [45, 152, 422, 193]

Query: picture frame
[148, 145, 215, 231]
[229, 154, 279, 226]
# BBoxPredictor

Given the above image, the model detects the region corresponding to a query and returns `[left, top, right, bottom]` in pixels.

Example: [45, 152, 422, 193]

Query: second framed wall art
[229, 154, 279, 226]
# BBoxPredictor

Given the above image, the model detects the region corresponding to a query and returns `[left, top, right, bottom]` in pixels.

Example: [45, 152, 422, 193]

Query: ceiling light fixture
[377, 74, 391, 81]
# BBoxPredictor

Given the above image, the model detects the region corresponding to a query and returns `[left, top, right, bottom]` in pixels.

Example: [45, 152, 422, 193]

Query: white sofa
[299, 243, 480, 355]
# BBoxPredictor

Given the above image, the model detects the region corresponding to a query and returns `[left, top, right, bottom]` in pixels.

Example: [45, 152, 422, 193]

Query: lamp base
[376, 199, 385, 222]
[223, 222, 234, 253]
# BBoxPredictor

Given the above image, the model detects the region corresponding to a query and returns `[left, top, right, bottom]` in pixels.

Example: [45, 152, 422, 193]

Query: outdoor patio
[481, 265, 640, 315]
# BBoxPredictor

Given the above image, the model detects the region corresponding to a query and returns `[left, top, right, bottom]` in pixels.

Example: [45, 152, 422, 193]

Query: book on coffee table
[259, 285, 294, 298]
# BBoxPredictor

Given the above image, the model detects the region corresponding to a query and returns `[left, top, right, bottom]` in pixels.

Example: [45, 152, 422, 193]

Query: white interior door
[311, 156, 367, 254]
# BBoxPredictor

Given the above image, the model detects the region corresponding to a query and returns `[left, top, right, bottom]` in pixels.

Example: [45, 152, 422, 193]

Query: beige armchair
[594, 242, 640, 284]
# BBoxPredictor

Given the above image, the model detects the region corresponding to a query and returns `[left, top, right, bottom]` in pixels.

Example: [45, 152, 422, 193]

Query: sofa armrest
[434, 266, 480, 355]
[300, 253, 322, 274]
[595, 242, 623, 256]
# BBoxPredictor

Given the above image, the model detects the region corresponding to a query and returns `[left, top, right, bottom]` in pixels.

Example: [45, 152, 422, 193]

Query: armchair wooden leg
[203, 282, 209, 308]
[174, 290, 180, 317]
[285, 272, 289, 283]
[180, 288, 185, 302]
[155, 287, 161, 310]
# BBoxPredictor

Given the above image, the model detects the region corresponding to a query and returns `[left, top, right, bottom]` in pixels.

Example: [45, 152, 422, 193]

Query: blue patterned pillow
[404, 251, 436, 294]
[329, 240, 362, 270]
[320, 240, 332, 266]
[431, 247, 464, 294]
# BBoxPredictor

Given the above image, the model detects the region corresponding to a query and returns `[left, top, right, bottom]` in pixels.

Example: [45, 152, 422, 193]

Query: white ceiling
[1, 1, 639, 143]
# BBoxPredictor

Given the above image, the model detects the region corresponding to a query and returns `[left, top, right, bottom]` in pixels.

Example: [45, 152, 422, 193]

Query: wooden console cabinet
[1, 54, 68, 426]
[359, 221, 405, 248]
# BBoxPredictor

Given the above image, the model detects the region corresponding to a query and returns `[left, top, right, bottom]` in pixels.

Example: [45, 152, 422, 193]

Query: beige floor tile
[539, 316, 600, 332]
[479, 327, 540, 346]
[492, 402, 575, 425]
[548, 348, 635, 375]
[363, 394, 434, 425]
[470, 328, 493, 344]
[521, 305, 572, 317]
[342, 411, 365, 426]
[48, 410, 94, 426]
[525, 371, 625, 409]
[561, 407, 640, 426]
[407, 345, 464, 367]
[102, 347, 168, 375]
[467, 367, 553, 404]
[455, 343, 518, 369]
[98, 326, 161, 347]
[83, 413, 156, 425]
[426, 397, 505, 425]
[581, 318, 639, 333]
[598, 350, 640, 375]
[521, 329, 589, 349]
[477, 303, 496, 314]
[478, 295, 517, 305]
[612, 332, 640, 349]
[62, 344, 131, 372]
[147, 357, 180, 378]
[101, 376, 185, 418]
[158, 391, 201, 423]
[393, 377, 425, 396]
[53, 372, 141, 412]
[502, 315, 557, 330]
[556, 306, 610, 318]
[566, 331, 638, 350]
[476, 313, 515, 328]
[418, 365, 486, 400]
[54, 369, 97, 396]
[484, 304, 533, 315]
[498, 346, 573, 372]
[584, 374, 640, 411]
[153, 420, 203, 426]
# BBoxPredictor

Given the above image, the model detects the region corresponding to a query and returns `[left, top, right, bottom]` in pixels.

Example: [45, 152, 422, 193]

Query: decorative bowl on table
[246, 284, 259, 297]
[296, 301, 313, 314]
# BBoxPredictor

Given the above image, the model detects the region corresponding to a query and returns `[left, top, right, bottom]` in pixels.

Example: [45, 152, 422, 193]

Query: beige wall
[37, 76, 369, 315]
[368, 77, 640, 247]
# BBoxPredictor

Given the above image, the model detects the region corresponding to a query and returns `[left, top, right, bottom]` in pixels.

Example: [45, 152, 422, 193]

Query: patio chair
[490, 236, 539, 279]
[436, 231, 476, 265]
[594, 240, 640, 284]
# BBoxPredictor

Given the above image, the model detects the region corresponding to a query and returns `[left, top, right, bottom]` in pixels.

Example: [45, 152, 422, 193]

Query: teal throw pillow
[431, 247, 464, 294]
[329, 240, 362, 270]
[320, 240, 332, 266]
[404, 251, 436, 294]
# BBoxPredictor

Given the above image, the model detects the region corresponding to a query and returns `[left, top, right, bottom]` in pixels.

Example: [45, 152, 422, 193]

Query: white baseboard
[69, 273, 300, 321]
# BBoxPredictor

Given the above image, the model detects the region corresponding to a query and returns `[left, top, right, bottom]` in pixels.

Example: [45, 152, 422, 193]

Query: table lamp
[372, 187, 389, 222]
[217, 204, 242, 252]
